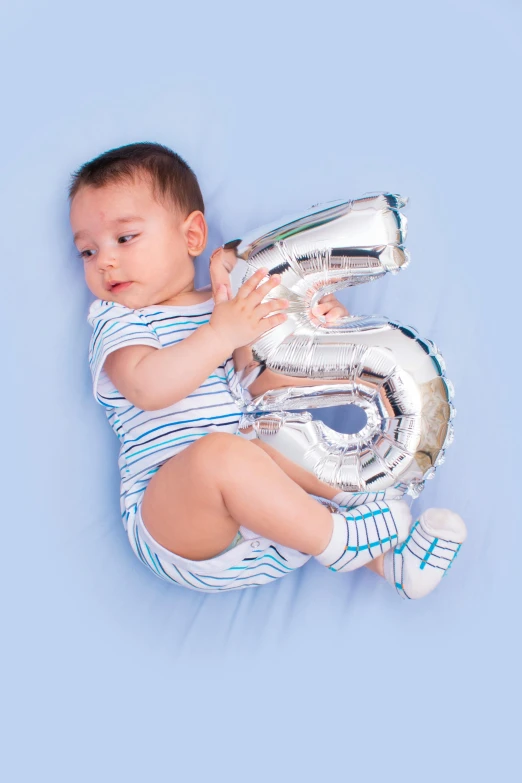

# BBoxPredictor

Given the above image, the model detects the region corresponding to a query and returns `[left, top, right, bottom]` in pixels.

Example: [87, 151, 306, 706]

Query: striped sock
[314, 500, 412, 572]
[383, 508, 467, 599]
[332, 487, 405, 510]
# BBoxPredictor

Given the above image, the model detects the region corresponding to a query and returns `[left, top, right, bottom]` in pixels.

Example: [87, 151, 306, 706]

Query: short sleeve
[87, 299, 162, 408]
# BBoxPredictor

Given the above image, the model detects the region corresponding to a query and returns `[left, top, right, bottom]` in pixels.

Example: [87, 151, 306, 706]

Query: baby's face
[69, 172, 207, 308]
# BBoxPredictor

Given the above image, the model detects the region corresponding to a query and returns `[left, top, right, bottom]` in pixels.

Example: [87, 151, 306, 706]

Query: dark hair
[68, 141, 205, 216]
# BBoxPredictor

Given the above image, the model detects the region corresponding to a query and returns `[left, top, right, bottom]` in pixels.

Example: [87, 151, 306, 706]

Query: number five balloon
[225, 193, 455, 499]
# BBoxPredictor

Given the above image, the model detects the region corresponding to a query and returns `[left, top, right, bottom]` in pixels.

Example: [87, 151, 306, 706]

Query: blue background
[2, 1, 520, 780]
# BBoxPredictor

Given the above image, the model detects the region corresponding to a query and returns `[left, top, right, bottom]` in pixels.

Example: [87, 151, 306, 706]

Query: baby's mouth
[109, 281, 133, 293]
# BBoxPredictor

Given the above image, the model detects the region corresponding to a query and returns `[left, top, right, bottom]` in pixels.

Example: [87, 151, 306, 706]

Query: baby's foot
[314, 500, 412, 572]
[383, 508, 467, 599]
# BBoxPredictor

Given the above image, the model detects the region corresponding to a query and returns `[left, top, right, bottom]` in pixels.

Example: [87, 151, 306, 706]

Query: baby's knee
[192, 431, 245, 464]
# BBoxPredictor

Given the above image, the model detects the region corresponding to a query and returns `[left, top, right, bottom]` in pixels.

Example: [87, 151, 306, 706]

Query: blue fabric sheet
[3, 1, 520, 780]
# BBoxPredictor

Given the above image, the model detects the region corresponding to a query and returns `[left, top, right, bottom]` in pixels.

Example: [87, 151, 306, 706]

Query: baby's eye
[76, 235, 136, 260]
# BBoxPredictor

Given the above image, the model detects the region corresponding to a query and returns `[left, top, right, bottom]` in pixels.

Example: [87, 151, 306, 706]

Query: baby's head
[69, 142, 208, 308]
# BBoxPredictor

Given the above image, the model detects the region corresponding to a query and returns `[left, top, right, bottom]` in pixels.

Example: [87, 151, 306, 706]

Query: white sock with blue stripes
[332, 488, 405, 509]
[383, 508, 467, 599]
[314, 500, 412, 572]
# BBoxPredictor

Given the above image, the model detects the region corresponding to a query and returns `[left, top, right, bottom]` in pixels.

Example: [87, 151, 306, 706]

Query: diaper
[125, 497, 312, 593]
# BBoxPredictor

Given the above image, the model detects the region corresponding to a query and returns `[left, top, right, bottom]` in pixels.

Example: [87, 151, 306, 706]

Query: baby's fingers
[214, 284, 230, 304]
[259, 297, 289, 317]
[237, 268, 272, 298]
[312, 298, 350, 321]
[261, 311, 289, 333]
[324, 306, 349, 322]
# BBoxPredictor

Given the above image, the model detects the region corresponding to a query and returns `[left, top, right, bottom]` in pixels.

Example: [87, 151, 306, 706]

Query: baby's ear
[184, 210, 207, 256]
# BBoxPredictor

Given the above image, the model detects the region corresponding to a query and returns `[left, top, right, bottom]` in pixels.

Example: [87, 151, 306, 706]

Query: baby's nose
[96, 251, 117, 269]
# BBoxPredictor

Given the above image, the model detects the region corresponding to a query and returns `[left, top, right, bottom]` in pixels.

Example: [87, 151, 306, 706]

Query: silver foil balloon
[225, 193, 455, 498]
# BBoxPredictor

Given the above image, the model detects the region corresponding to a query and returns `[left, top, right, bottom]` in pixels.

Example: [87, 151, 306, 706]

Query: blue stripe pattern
[126, 498, 311, 592]
[393, 519, 463, 598]
[327, 502, 401, 572]
[87, 297, 253, 536]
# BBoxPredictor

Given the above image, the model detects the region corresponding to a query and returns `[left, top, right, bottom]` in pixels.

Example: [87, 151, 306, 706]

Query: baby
[69, 141, 467, 597]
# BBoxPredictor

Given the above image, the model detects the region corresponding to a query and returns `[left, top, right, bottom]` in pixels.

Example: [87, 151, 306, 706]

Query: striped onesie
[87, 295, 317, 592]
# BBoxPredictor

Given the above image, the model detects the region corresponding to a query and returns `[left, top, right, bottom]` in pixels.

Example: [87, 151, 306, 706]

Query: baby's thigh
[140, 432, 245, 560]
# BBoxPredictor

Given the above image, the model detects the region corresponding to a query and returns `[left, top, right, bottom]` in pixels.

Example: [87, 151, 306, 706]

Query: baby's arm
[103, 323, 233, 411]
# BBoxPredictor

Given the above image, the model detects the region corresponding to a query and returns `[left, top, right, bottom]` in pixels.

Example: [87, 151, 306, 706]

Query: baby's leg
[141, 431, 335, 561]
[243, 435, 392, 577]
[141, 431, 410, 565]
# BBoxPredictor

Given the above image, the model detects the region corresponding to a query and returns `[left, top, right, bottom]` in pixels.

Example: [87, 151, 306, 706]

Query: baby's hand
[209, 246, 238, 302]
[312, 293, 350, 322]
[210, 247, 349, 324]
[209, 268, 289, 353]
